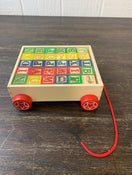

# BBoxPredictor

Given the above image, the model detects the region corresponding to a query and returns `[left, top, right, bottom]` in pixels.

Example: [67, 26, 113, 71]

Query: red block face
[56, 67, 68, 75]
[68, 67, 81, 75]
[29, 68, 43, 75]
[16, 67, 29, 75]
[41, 76, 55, 84]
[43, 68, 56, 76]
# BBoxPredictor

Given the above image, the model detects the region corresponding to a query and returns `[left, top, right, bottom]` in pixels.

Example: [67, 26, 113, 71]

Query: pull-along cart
[7, 45, 103, 111]
[7, 45, 118, 158]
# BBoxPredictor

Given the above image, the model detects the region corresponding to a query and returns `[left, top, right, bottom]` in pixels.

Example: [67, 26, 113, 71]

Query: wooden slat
[62, 0, 102, 16]
[21, 0, 61, 16]
[0, 0, 22, 15]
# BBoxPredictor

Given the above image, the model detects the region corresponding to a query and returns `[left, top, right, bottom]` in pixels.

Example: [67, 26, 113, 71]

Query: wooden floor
[0, 16, 132, 175]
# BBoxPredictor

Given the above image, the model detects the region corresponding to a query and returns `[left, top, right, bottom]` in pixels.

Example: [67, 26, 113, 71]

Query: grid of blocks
[12, 47, 97, 85]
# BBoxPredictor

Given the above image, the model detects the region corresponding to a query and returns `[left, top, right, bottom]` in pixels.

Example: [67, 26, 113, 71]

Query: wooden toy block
[32, 60, 44, 67]
[41, 76, 55, 84]
[68, 67, 81, 75]
[27, 75, 41, 85]
[19, 60, 32, 67]
[12, 75, 28, 84]
[68, 75, 82, 84]
[66, 53, 78, 60]
[78, 53, 90, 60]
[82, 75, 96, 84]
[77, 47, 88, 53]
[56, 60, 67, 67]
[56, 67, 68, 75]
[45, 54, 57, 60]
[55, 75, 68, 84]
[45, 47, 56, 53]
[23, 47, 35, 53]
[21, 53, 34, 60]
[16, 67, 29, 75]
[56, 47, 66, 53]
[35, 47, 45, 53]
[33, 54, 45, 60]
[29, 68, 43, 75]
[66, 47, 77, 53]
[56, 54, 66, 60]
[7, 45, 103, 111]
[81, 67, 94, 75]
[43, 67, 56, 76]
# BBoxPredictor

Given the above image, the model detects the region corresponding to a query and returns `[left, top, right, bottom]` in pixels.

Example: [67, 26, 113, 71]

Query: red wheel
[81, 95, 99, 111]
[13, 94, 32, 110]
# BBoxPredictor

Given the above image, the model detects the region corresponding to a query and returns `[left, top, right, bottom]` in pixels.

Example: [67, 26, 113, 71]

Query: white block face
[7, 45, 103, 101]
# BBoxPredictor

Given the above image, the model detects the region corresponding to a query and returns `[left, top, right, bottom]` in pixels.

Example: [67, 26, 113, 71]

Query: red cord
[80, 83, 118, 157]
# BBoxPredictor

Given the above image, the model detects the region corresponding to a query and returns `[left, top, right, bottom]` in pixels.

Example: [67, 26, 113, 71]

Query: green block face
[35, 47, 45, 53]
[68, 75, 82, 84]
[45, 47, 56, 53]
[66, 47, 77, 53]
[81, 67, 94, 75]
[77, 47, 88, 53]
[23, 47, 35, 53]
[12, 75, 28, 84]
[56, 47, 66, 53]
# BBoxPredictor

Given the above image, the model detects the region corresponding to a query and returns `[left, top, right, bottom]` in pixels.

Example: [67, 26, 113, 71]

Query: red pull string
[80, 83, 118, 157]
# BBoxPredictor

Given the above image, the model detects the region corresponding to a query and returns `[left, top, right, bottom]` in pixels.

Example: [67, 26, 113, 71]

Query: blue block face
[68, 60, 80, 67]
[19, 60, 32, 67]
[32, 60, 44, 67]
[80, 60, 92, 67]
[45, 60, 56, 67]
[55, 75, 68, 84]
[56, 60, 67, 67]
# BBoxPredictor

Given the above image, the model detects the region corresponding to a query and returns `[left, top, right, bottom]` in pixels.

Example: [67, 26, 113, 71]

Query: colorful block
[56, 60, 67, 67]
[66, 53, 78, 60]
[68, 60, 80, 67]
[16, 67, 29, 75]
[29, 68, 43, 75]
[19, 60, 32, 67]
[56, 54, 66, 60]
[21, 54, 34, 60]
[43, 68, 56, 76]
[27, 75, 41, 85]
[32, 60, 44, 67]
[81, 67, 94, 75]
[35, 47, 45, 53]
[68, 75, 82, 84]
[56, 67, 68, 75]
[45, 54, 57, 60]
[33, 54, 45, 60]
[82, 75, 96, 84]
[77, 48, 88, 53]
[45, 60, 56, 67]
[68, 67, 81, 75]
[45, 48, 56, 54]
[56, 47, 66, 53]
[55, 75, 68, 84]
[12, 75, 28, 84]
[66, 47, 76, 53]
[23, 47, 35, 53]
[78, 53, 90, 60]
[41, 76, 55, 84]
[80, 60, 92, 67]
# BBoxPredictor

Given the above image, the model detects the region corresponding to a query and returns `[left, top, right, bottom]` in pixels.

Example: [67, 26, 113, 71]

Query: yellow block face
[56, 54, 66, 60]
[21, 54, 34, 60]
[66, 53, 78, 60]
[33, 54, 45, 60]
[45, 54, 57, 60]
[78, 53, 90, 59]
[27, 75, 41, 85]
